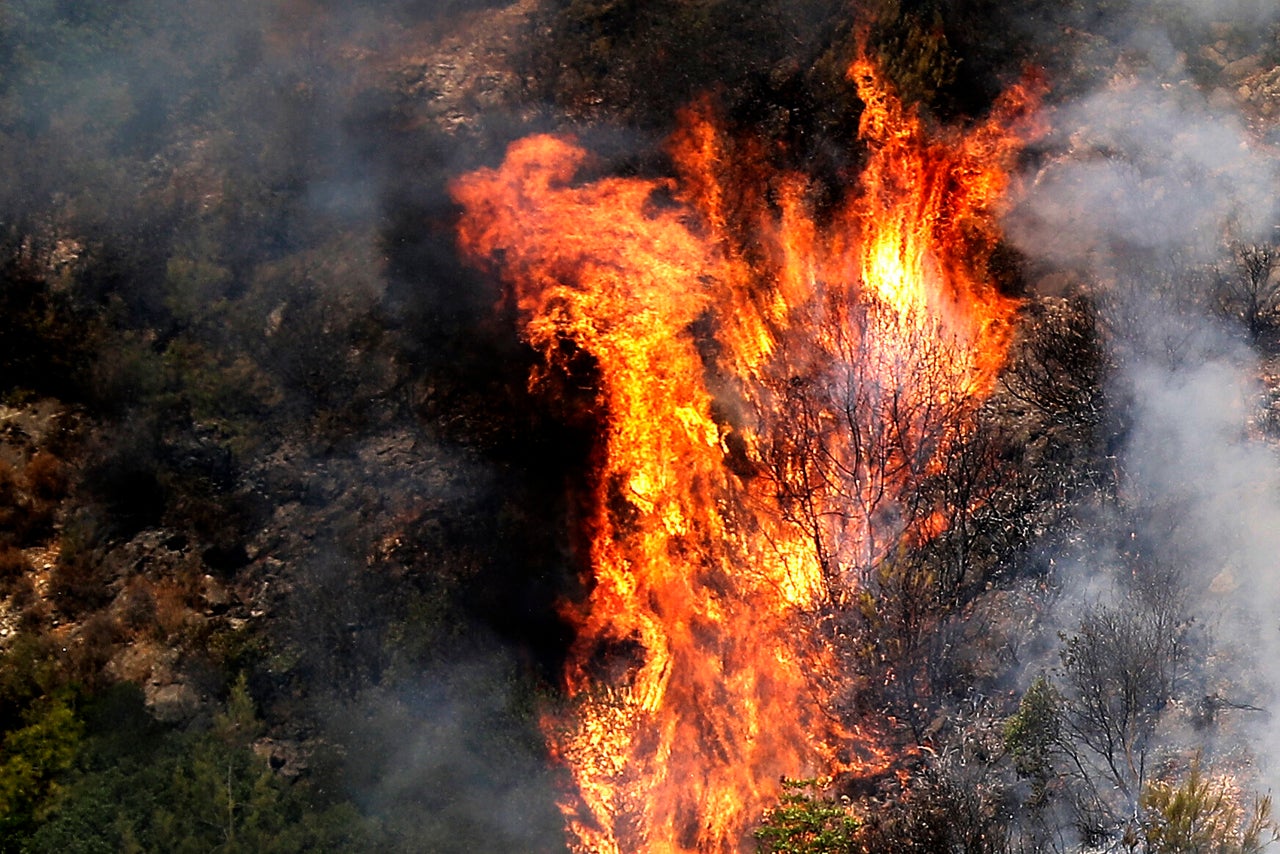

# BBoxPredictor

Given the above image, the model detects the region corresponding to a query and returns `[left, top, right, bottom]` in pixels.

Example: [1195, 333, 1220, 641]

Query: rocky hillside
[2, 1, 1280, 852]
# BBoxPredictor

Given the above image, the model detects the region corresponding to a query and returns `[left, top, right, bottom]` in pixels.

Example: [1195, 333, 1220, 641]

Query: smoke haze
[1006, 0, 1280, 794]
[9, 0, 1280, 849]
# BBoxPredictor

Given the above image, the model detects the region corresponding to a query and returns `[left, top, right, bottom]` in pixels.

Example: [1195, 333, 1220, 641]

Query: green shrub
[1141, 755, 1278, 854]
[0, 692, 84, 844]
[21, 675, 380, 853]
[755, 778, 859, 854]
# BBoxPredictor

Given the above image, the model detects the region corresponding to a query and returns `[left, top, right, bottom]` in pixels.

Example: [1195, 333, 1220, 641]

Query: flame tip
[455, 51, 1038, 853]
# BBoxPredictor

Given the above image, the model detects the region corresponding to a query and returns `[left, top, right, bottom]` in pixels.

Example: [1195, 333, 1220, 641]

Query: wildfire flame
[452, 54, 1041, 854]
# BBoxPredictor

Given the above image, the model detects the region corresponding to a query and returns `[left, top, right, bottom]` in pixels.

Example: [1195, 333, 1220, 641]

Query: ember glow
[452, 55, 1041, 854]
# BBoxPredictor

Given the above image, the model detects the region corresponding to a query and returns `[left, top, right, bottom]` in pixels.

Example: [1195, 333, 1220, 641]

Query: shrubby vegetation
[0, 0, 573, 849]
[5, 675, 374, 853]
[755, 779, 861, 854]
[0, 0, 1278, 852]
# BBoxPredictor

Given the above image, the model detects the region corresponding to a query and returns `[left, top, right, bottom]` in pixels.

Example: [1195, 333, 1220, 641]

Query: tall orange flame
[452, 55, 1041, 854]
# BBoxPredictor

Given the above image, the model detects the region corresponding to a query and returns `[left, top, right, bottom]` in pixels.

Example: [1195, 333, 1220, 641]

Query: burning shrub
[454, 37, 1043, 851]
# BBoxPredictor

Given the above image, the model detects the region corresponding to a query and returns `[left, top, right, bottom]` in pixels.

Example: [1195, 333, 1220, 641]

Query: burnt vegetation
[0, 0, 1278, 852]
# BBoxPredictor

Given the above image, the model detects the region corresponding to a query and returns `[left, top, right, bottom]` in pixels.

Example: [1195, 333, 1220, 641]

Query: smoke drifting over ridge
[1006, 0, 1280, 792]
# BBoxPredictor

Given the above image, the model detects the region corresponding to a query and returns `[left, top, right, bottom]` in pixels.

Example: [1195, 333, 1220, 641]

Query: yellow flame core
[452, 56, 1042, 854]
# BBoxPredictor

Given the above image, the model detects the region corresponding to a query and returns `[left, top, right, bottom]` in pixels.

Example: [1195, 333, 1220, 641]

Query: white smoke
[1006, 0, 1280, 796]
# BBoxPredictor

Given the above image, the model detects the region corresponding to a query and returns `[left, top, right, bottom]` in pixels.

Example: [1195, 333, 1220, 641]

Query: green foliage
[1140, 755, 1279, 854]
[0, 634, 66, 732]
[0, 691, 83, 844]
[22, 675, 379, 854]
[206, 622, 271, 675]
[163, 252, 231, 329]
[1004, 675, 1061, 801]
[871, 6, 961, 113]
[162, 340, 278, 439]
[755, 778, 859, 854]
[314, 655, 568, 854]
[85, 332, 171, 415]
[531, 0, 860, 155]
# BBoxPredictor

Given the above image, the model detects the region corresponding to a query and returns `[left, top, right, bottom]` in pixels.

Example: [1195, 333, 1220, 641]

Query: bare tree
[1214, 241, 1280, 343]
[1092, 245, 1217, 373]
[1000, 296, 1106, 441]
[1050, 572, 1194, 844]
[747, 293, 1016, 735]
[1060, 606, 1171, 796]
[996, 568, 1197, 851]
[754, 298, 974, 598]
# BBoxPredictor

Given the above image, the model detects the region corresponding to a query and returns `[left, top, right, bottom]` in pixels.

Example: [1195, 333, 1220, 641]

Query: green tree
[23, 676, 375, 853]
[872, 6, 961, 112]
[1004, 675, 1061, 804]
